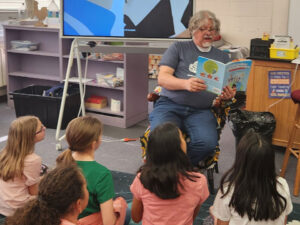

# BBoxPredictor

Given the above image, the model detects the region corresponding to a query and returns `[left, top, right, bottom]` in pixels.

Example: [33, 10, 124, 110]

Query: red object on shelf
[85, 95, 107, 109]
[86, 95, 107, 103]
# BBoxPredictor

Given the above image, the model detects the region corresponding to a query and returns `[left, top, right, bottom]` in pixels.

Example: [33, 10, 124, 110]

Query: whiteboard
[288, 0, 300, 46]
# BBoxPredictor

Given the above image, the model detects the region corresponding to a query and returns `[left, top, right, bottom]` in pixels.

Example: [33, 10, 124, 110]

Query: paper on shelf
[65, 77, 93, 83]
[116, 67, 124, 79]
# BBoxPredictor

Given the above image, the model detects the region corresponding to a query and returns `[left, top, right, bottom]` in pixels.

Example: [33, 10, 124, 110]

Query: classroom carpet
[112, 171, 300, 225]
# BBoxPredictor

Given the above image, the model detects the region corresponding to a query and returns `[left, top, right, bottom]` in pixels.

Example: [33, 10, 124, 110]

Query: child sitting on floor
[0, 116, 46, 224]
[211, 130, 293, 225]
[56, 116, 128, 225]
[5, 164, 89, 225]
[130, 122, 209, 225]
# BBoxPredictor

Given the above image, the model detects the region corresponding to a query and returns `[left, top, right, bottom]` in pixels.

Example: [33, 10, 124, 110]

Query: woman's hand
[220, 86, 236, 100]
[185, 77, 207, 92]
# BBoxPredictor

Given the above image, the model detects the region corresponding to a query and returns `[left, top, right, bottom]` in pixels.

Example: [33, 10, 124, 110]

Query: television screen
[61, 0, 194, 41]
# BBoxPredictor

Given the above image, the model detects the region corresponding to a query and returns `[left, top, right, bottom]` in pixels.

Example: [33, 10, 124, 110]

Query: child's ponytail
[56, 149, 76, 166]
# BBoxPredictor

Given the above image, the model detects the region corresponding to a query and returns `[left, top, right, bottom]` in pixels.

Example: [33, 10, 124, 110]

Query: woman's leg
[149, 97, 183, 131]
[184, 109, 218, 166]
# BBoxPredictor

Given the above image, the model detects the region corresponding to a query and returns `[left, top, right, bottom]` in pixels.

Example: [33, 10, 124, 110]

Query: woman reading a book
[149, 10, 236, 166]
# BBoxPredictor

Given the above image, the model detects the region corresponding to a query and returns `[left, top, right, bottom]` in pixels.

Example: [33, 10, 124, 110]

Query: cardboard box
[85, 95, 107, 109]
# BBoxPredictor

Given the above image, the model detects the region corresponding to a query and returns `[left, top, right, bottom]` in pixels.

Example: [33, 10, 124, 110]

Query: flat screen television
[61, 0, 194, 41]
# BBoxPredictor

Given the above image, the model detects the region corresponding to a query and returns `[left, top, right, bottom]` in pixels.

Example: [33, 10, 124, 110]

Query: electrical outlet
[292, 57, 300, 64]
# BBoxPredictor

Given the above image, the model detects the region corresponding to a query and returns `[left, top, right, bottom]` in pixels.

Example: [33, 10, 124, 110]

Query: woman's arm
[28, 183, 39, 195]
[220, 86, 236, 100]
[158, 65, 206, 92]
[131, 197, 143, 223]
[100, 199, 117, 225]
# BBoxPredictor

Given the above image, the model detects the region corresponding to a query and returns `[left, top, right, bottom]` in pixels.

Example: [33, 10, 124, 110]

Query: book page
[196, 56, 226, 95]
[224, 60, 252, 92]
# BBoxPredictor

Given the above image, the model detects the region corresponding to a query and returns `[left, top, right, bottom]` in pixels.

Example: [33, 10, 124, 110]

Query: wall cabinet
[246, 59, 300, 148]
[4, 25, 149, 128]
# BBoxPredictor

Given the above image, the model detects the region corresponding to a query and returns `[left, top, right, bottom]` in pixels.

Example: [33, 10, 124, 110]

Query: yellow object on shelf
[269, 44, 299, 60]
[262, 33, 270, 41]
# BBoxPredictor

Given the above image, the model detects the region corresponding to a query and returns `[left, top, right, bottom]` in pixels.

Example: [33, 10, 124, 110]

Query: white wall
[195, 0, 290, 49]
[288, 0, 300, 46]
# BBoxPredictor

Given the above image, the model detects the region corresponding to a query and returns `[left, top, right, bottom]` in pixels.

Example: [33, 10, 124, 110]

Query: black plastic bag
[228, 108, 276, 143]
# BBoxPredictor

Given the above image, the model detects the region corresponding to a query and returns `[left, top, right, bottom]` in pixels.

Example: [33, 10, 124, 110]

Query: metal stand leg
[55, 38, 86, 150]
[75, 40, 86, 116]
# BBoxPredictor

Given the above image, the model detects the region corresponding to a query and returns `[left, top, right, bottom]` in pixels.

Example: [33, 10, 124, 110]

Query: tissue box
[85, 95, 107, 109]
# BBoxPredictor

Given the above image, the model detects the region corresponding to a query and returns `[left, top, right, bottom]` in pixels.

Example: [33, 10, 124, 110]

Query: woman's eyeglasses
[198, 27, 216, 32]
[36, 125, 45, 134]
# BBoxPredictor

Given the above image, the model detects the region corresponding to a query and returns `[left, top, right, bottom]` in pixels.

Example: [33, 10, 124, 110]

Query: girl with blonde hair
[0, 116, 45, 223]
[56, 116, 128, 225]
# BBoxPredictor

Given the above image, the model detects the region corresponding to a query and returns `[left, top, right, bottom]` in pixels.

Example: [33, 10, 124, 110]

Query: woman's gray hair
[188, 10, 220, 35]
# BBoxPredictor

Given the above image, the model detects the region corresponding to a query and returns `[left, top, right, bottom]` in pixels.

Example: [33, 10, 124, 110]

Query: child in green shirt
[57, 116, 122, 225]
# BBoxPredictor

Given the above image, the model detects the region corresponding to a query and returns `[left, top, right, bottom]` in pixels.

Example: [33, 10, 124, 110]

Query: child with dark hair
[5, 164, 89, 225]
[130, 122, 209, 225]
[211, 130, 293, 225]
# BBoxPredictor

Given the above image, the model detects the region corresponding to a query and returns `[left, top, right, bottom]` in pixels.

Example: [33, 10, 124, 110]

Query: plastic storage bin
[269, 45, 300, 60]
[10, 85, 80, 129]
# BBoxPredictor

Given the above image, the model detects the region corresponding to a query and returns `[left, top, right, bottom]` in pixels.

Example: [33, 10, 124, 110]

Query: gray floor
[0, 96, 299, 204]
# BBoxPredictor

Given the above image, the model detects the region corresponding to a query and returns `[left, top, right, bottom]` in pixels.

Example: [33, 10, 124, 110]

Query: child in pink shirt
[5, 165, 89, 225]
[130, 122, 209, 225]
[0, 116, 46, 221]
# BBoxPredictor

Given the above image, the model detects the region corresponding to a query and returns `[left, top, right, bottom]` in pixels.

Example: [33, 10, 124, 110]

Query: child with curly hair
[5, 164, 89, 225]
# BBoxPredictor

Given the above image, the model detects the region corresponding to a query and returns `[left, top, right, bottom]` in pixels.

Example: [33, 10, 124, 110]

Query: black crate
[10, 85, 80, 129]
[250, 38, 274, 59]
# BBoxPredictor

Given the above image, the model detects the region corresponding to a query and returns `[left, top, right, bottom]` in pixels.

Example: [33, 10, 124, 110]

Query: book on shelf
[196, 56, 252, 95]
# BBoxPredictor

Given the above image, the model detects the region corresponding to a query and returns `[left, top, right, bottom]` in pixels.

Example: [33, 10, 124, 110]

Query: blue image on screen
[63, 0, 192, 38]
[64, 0, 122, 36]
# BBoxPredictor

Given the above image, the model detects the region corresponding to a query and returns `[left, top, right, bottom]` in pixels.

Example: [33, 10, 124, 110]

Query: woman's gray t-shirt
[159, 40, 230, 109]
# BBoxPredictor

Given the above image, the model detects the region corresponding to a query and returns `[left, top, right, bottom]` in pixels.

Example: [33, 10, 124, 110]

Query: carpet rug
[112, 171, 300, 225]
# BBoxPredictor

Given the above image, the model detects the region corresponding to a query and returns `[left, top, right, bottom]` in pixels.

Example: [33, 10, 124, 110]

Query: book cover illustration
[196, 56, 252, 95]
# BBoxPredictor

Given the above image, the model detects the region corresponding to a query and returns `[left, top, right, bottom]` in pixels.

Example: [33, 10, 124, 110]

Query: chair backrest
[78, 197, 127, 225]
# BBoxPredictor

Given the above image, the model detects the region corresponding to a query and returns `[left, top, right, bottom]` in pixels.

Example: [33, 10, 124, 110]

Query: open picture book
[196, 56, 252, 95]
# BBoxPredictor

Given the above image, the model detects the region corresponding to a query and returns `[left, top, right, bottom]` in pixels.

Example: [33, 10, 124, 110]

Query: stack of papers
[273, 35, 291, 49]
